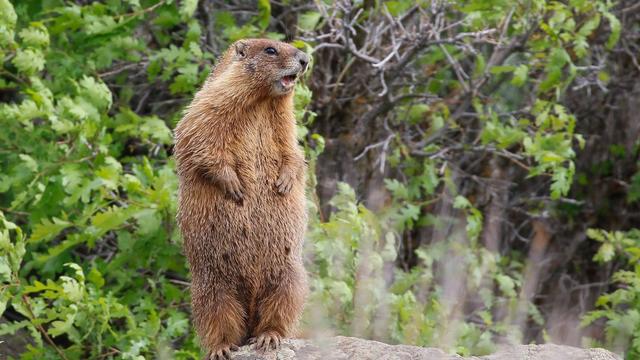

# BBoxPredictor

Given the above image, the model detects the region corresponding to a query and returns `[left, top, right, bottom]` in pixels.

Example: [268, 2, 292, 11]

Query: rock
[232, 336, 621, 360]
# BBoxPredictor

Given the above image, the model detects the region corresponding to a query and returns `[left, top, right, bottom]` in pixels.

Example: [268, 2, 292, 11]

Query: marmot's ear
[235, 41, 247, 59]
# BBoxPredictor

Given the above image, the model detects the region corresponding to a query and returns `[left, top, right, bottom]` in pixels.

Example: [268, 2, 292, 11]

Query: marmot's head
[228, 39, 310, 97]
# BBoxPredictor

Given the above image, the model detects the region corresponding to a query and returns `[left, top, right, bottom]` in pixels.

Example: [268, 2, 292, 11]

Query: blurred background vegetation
[1, 0, 639, 359]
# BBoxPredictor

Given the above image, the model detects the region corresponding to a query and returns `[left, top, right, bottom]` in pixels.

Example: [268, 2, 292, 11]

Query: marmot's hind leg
[191, 282, 246, 359]
[250, 265, 306, 351]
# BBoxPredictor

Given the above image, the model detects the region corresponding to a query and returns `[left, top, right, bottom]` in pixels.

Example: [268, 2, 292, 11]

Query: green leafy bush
[0, 1, 197, 358]
[304, 183, 524, 355]
[582, 229, 640, 357]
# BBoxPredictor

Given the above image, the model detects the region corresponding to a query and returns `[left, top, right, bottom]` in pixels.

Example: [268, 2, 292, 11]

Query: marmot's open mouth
[280, 74, 297, 88]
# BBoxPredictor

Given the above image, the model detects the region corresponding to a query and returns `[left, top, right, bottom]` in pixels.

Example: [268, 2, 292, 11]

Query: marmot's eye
[264, 47, 277, 56]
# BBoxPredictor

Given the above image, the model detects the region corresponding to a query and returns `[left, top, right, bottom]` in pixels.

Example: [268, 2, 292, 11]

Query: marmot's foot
[248, 331, 282, 351]
[208, 344, 239, 360]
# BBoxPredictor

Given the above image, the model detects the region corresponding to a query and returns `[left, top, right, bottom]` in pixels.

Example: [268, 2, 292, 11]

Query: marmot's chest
[238, 121, 283, 177]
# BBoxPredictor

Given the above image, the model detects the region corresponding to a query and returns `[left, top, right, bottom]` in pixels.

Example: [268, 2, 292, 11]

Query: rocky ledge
[232, 336, 621, 360]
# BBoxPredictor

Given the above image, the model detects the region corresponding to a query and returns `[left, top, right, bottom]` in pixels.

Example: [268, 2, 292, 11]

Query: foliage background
[0, 0, 639, 359]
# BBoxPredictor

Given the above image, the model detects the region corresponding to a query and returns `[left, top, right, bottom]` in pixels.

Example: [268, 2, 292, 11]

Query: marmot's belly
[179, 179, 306, 276]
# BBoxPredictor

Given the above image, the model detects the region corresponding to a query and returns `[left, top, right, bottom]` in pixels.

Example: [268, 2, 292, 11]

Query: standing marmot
[174, 39, 310, 360]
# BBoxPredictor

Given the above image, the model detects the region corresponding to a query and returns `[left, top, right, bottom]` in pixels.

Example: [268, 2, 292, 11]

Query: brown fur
[174, 39, 310, 359]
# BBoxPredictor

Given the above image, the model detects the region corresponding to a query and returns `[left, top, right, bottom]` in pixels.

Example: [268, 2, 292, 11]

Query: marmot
[174, 39, 310, 360]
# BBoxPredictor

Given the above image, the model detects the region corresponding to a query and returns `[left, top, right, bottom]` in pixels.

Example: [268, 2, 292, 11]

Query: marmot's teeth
[281, 74, 297, 87]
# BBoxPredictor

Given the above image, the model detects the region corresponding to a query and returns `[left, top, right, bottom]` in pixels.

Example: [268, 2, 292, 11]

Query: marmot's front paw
[275, 169, 295, 195]
[218, 172, 244, 203]
[248, 331, 282, 351]
[208, 344, 239, 360]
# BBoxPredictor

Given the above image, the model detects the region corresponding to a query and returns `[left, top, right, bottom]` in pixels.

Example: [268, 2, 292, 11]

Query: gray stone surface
[232, 336, 622, 360]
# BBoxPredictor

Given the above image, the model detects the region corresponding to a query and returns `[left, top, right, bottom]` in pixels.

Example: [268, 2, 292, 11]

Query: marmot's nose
[295, 51, 309, 70]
